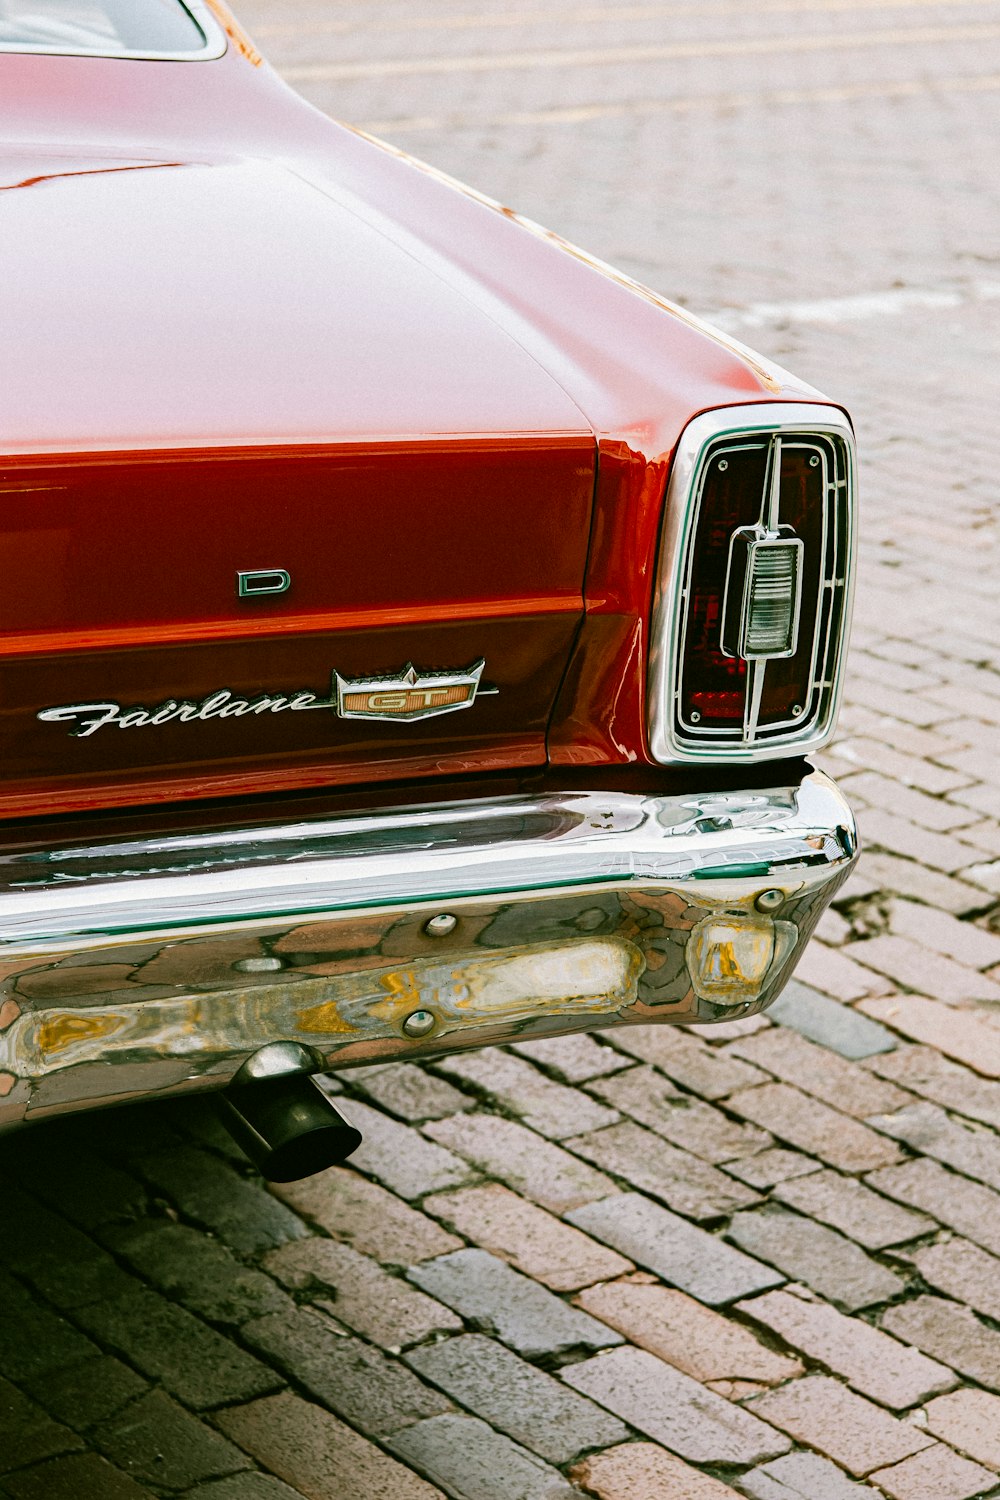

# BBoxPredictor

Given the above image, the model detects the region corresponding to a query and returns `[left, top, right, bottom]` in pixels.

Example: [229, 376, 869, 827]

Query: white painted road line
[699, 280, 1000, 330]
[284, 20, 1000, 80]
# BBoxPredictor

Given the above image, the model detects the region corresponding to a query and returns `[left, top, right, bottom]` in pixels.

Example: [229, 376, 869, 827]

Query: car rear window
[0, 0, 217, 57]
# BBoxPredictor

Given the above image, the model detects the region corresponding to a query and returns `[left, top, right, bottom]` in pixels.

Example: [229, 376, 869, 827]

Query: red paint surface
[0, 29, 833, 816]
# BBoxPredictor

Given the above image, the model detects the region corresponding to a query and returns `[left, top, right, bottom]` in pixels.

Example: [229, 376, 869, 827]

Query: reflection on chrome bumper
[0, 770, 857, 1129]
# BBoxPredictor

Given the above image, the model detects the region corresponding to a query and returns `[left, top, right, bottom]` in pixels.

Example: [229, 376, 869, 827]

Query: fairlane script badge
[36, 660, 491, 738]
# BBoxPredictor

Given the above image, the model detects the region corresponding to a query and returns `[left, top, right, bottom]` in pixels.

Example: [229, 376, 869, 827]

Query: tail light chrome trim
[648, 403, 858, 764]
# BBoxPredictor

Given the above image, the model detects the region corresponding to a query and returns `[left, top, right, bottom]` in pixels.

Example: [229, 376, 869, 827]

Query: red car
[0, 0, 858, 1180]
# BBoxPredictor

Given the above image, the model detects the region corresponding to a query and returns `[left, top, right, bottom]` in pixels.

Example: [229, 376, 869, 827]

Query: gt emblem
[335, 660, 487, 721]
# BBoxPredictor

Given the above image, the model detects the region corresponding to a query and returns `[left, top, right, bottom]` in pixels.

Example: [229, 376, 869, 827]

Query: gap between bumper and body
[0, 770, 857, 1130]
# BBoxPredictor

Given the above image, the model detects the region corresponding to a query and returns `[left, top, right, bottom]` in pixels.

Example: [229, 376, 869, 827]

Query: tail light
[648, 403, 856, 763]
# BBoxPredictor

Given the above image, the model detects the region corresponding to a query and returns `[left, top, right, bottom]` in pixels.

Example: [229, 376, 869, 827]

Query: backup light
[722, 530, 803, 661]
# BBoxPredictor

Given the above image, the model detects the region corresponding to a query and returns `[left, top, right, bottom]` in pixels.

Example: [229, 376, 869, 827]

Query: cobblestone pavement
[4, 0, 1000, 1496]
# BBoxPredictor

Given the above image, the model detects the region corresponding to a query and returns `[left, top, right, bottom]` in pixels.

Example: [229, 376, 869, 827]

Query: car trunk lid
[0, 152, 595, 814]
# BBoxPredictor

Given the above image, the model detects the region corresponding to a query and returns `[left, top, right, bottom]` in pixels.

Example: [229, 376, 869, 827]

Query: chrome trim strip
[648, 402, 858, 764]
[0, 1, 226, 60]
[0, 772, 857, 1128]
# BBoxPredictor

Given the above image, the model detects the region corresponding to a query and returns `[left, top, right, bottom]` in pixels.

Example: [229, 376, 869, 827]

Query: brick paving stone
[936, 744, 1000, 785]
[10, 1147, 148, 1236]
[866, 1102, 1000, 1193]
[924, 1389, 1000, 1470]
[846, 936, 1000, 1004]
[93, 1392, 248, 1491]
[864, 1045, 1000, 1132]
[271, 1165, 462, 1264]
[565, 1119, 762, 1220]
[586, 1066, 772, 1162]
[562, 1346, 791, 1465]
[737, 1289, 954, 1409]
[727, 1206, 906, 1310]
[185, 1477, 302, 1500]
[794, 939, 894, 1002]
[843, 772, 977, 833]
[0, 1269, 101, 1383]
[836, 735, 972, 795]
[21, 1355, 148, 1433]
[740, 1450, 878, 1498]
[575, 1279, 802, 1388]
[849, 653, 944, 697]
[569, 1441, 742, 1498]
[336, 1099, 474, 1200]
[422, 1183, 632, 1290]
[423, 1112, 617, 1214]
[725, 1148, 824, 1189]
[726, 1083, 903, 1172]
[404, 1333, 629, 1464]
[72, 1285, 279, 1411]
[240, 1307, 450, 1437]
[773, 1168, 935, 1250]
[889, 899, 1000, 971]
[906, 1238, 1000, 1321]
[725, 1028, 909, 1118]
[347, 1063, 475, 1121]
[605, 1024, 768, 1098]
[1, 1453, 153, 1500]
[407, 1248, 622, 1358]
[967, 859, 1000, 893]
[0, 1377, 82, 1476]
[818, 907, 853, 945]
[104, 1221, 294, 1327]
[141, 1147, 307, 1256]
[962, 820, 1000, 857]
[860, 996, 1000, 1078]
[567, 1193, 783, 1305]
[858, 810, 980, 875]
[764, 980, 898, 1058]
[843, 678, 952, 730]
[746, 1375, 934, 1476]
[216, 1392, 444, 1500]
[870, 1442, 999, 1500]
[961, 794, 1000, 833]
[837, 709, 959, 762]
[926, 685, 1000, 727]
[510, 1033, 632, 1082]
[881, 1297, 1000, 1393]
[433, 1049, 620, 1139]
[854, 853, 991, 917]
[0, 1186, 136, 1312]
[867, 1158, 1000, 1257]
[263, 1237, 462, 1348]
[388, 1413, 578, 1500]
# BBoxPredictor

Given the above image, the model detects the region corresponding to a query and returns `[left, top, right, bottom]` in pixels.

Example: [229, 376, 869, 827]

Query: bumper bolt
[402, 1009, 436, 1038]
[424, 913, 458, 937]
[755, 889, 785, 913]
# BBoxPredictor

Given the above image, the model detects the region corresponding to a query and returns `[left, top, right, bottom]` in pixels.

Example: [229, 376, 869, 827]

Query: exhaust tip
[216, 1073, 362, 1183]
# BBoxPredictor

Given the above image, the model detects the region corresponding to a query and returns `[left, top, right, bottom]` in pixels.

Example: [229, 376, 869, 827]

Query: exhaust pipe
[216, 1046, 362, 1182]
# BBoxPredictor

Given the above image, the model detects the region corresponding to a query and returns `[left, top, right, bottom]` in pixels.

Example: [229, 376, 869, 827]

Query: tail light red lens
[679, 443, 765, 728]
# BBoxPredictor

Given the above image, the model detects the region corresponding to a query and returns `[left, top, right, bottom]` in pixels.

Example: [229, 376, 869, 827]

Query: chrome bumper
[0, 770, 857, 1130]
